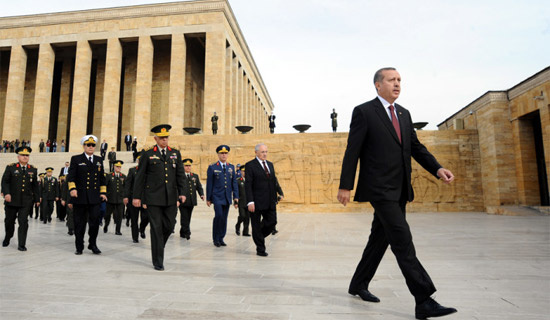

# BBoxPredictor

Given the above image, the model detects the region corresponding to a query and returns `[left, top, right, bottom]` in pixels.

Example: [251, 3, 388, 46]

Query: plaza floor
[1, 207, 549, 319]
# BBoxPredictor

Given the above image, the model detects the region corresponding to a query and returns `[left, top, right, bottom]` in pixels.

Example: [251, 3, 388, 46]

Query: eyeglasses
[85, 144, 96, 147]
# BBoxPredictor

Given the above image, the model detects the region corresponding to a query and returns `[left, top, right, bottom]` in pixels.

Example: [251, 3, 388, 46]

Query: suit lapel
[373, 99, 401, 144]
[395, 104, 409, 147]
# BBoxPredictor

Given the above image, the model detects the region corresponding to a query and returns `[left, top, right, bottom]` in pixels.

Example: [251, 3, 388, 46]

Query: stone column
[223, 46, 233, 135]
[2, 45, 27, 141]
[100, 38, 122, 148]
[230, 58, 238, 134]
[203, 31, 226, 135]
[235, 67, 243, 129]
[69, 40, 92, 151]
[30, 43, 55, 150]
[168, 33, 186, 135]
[134, 36, 154, 139]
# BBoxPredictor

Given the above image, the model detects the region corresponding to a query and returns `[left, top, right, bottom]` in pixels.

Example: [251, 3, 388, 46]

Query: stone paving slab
[1, 208, 549, 319]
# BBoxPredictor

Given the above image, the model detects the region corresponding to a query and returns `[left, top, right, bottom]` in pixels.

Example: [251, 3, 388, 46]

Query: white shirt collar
[377, 96, 398, 120]
[256, 157, 269, 172]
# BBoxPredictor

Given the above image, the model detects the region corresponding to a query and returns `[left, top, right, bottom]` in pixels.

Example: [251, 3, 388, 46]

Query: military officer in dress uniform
[36, 173, 45, 220]
[57, 175, 67, 221]
[1, 147, 40, 251]
[104, 160, 126, 235]
[124, 151, 146, 243]
[178, 158, 204, 240]
[67, 135, 107, 255]
[206, 145, 239, 247]
[133, 124, 186, 271]
[41, 167, 59, 224]
[235, 166, 250, 236]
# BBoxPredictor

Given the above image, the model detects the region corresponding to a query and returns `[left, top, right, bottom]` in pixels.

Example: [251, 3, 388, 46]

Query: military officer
[206, 145, 239, 247]
[133, 124, 186, 271]
[56, 175, 67, 221]
[67, 134, 107, 255]
[104, 160, 126, 235]
[36, 173, 45, 220]
[41, 167, 59, 224]
[60, 174, 74, 235]
[1, 147, 40, 251]
[124, 151, 147, 243]
[179, 158, 204, 240]
[235, 166, 250, 236]
[211, 112, 219, 135]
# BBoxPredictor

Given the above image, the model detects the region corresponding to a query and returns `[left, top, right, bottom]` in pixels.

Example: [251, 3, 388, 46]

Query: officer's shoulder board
[210, 162, 218, 167]
[29, 164, 36, 169]
[8, 162, 16, 167]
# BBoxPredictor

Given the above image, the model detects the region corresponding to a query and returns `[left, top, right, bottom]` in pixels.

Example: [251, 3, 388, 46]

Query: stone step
[486, 205, 548, 216]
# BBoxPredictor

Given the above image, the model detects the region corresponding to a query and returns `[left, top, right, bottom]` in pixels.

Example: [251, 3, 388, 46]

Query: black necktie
[89, 156, 93, 163]
[22, 166, 26, 174]
[222, 164, 226, 173]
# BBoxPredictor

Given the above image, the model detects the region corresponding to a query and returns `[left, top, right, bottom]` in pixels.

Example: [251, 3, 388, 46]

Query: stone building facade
[0, 0, 274, 151]
[438, 67, 550, 212]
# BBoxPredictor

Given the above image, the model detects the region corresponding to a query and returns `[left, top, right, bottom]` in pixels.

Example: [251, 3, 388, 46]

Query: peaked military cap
[15, 146, 32, 155]
[45, 167, 54, 172]
[80, 135, 98, 145]
[216, 145, 230, 153]
[240, 166, 245, 172]
[151, 124, 172, 137]
[183, 158, 193, 165]
[114, 160, 124, 167]
[39, 173, 45, 177]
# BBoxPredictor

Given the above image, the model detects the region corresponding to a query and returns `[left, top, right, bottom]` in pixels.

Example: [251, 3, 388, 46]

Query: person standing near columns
[178, 158, 204, 240]
[104, 160, 126, 235]
[268, 113, 276, 134]
[108, 147, 116, 172]
[1, 147, 40, 251]
[41, 167, 59, 224]
[67, 135, 107, 255]
[206, 145, 238, 247]
[100, 139, 108, 159]
[124, 132, 132, 151]
[244, 143, 281, 257]
[211, 112, 219, 135]
[132, 125, 186, 271]
[331, 108, 338, 132]
[337, 67, 457, 319]
[39, 139, 45, 153]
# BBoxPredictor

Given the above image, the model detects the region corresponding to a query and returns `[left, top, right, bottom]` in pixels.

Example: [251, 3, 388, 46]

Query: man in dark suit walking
[337, 67, 456, 319]
[124, 132, 132, 151]
[245, 143, 282, 257]
[100, 139, 108, 159]
[133, 124, 186, 271]
[67, 135, 107, 255]
[178, 158, 204, 240]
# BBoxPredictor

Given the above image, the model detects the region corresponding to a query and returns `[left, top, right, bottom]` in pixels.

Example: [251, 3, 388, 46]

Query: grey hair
[255, 143, 267, 152]
[373, 67, 396, 85]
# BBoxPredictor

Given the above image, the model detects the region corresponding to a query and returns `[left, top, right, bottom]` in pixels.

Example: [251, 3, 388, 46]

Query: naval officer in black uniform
[1, 147, 40, 251]
[67, 135, 107, 255]
[133, 124, 186, 271]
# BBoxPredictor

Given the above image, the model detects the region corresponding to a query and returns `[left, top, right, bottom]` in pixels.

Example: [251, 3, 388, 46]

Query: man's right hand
[70, 189, 77, 198]
[133, 199, 141, 208]
[4, 194, 11, 202]
[337, 189, 351, 206]
[206, 200, 211, 207]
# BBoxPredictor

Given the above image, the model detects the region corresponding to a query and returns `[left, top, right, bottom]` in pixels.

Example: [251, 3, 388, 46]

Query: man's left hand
[100, 194, 108, 202]
[437, 168, 455, 184]
[179, 195, 186, 203]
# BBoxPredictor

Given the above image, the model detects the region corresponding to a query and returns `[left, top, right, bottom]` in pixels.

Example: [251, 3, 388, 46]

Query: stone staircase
[0, 151, 138, 177]
[486, 205, 550, 216]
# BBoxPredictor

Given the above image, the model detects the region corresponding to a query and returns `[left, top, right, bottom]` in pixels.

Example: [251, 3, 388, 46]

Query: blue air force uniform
[206, 145, 238, 246]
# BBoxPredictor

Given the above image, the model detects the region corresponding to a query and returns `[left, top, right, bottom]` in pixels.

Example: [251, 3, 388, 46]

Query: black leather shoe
[186, 235, 190, 240]
[88, 245, 102, 254]
[271, 229, 278, 235]
[133, 239, 139, 243]
[154, 265, 164, 271]
[68, 230, 74, 235]
[415, 297, 457, 319]
[75, 250, 83, 255]
[103, 226, 108, 233]
[257, 251, 268, 257]
[220, 241, 227, 246]
[242, 233, 251, 237]
[214, 242, 221, 247]
[140, 231, 146, 239]
[126, 220, 130, 227]
[235, 225, 240, 236]
[349, 289, 380, 303]
[115, 231, 122, 235]
[2, 239, 9, 247]
[17, 246, 27, 251]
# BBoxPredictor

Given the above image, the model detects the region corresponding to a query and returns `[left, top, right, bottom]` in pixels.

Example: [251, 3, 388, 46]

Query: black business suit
[339, 97, 442, 303]
[244, 158, 280, 254]
[178, 172, 203, 238]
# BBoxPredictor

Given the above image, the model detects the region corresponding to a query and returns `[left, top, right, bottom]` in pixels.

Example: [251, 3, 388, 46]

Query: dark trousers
[127, 203, 141, 241]
[250, 208, 277, 253]
[236, 206, 250, 234]
[105, 203, 124, 233]
[212, 204, 229, 243]
[73, 203, 101, 251]
[65, 206, 74, 232]
[41, 200, 55, 222]
[179, 205, 194, 237]
[348, 200, 436, 303]
[140, 208, 149, 233]
[126, 142, 131, 151]
[4, 204, 31, 247]
[109, 161, 114, 173]
[147, 205, 177, 268]
[57, 200, 66, 221]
